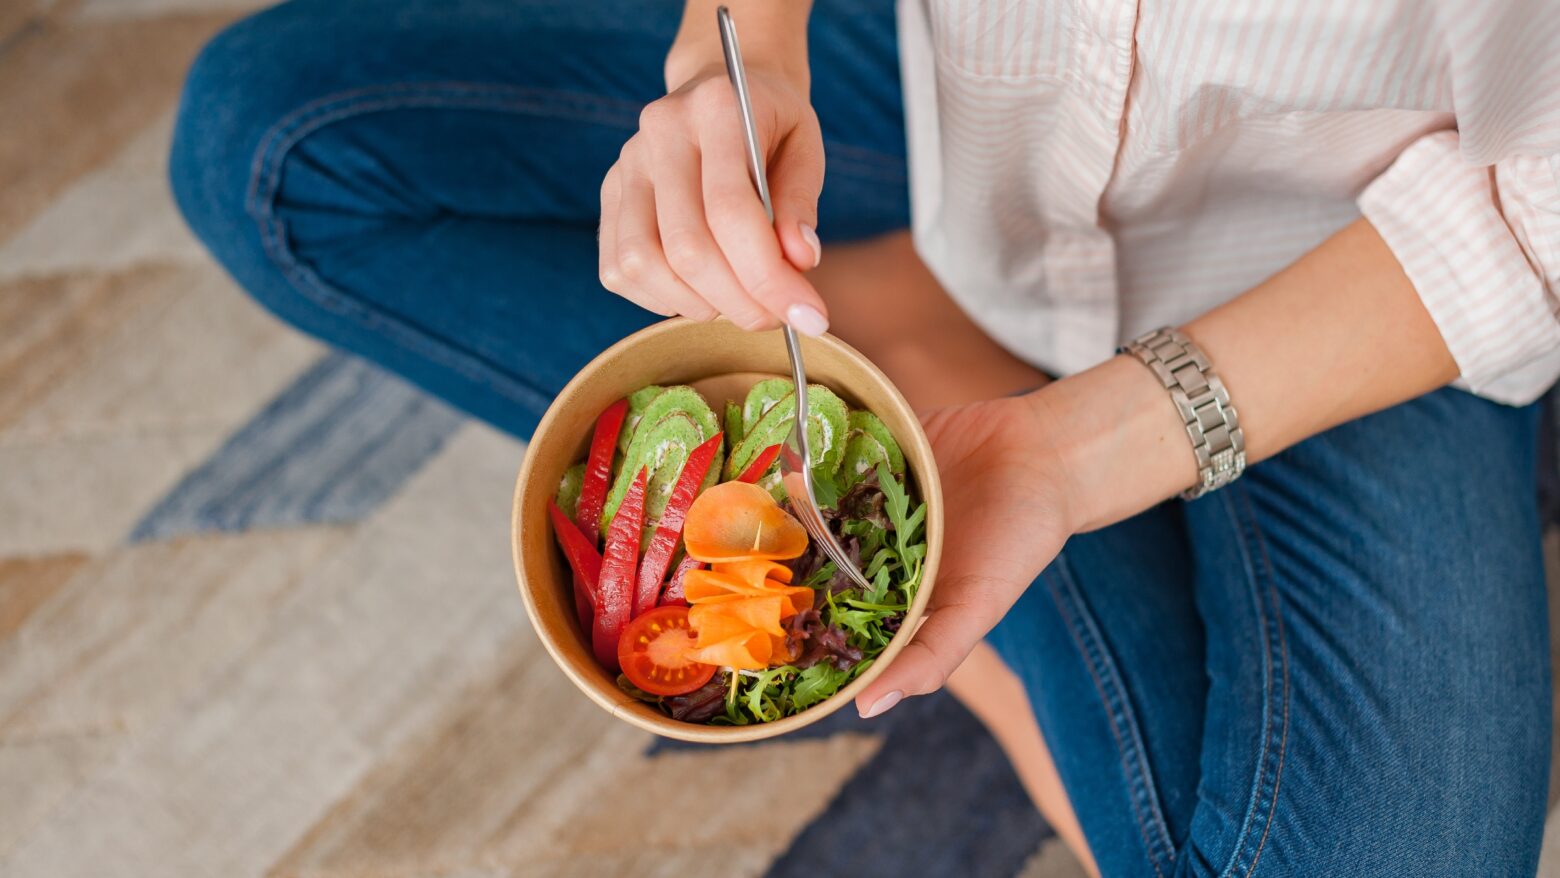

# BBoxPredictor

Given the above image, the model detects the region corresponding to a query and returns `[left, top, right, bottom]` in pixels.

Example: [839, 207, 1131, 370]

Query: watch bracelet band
[1120, 327, 1246, 500]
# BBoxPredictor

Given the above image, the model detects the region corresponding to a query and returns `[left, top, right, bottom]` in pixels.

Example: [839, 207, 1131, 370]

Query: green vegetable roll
[601, 385, 722, 540]
[723, 382, 849, 483]
[618, 385, 666, 456]
[555, 462, 585, 519]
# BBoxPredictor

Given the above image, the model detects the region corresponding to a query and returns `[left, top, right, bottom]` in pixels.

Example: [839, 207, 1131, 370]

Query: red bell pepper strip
[634, 432, 723, 617]
[735, 443, 782, 484]
[595, 466, 647, 671]
[570, 572, 591, 633]
[548, 500, 601, 631]
[575, 398, 629, 542]
[661, 556, 704, 607]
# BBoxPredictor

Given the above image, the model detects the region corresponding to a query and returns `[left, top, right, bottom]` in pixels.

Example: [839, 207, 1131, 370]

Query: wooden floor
[0, 3, 1554, 877]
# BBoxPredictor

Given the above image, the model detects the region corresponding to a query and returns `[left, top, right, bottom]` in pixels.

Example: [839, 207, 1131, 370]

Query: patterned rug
[0, 3, 1555, 877]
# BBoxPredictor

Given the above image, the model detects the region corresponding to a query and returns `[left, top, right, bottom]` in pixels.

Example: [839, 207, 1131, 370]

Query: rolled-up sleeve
[1359, 130, 1560, 405]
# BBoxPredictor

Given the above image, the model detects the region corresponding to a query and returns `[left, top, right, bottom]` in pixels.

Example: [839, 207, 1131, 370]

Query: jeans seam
[244, 83, 646, 414]
[1045, 559, 1177, 877]
[1214, 486, 1291, 878]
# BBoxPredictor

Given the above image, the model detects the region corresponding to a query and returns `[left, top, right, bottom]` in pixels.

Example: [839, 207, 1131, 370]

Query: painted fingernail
[862, 690, 903, 719]
[800, 223, 822, 268]
[787, 303, 829, 337]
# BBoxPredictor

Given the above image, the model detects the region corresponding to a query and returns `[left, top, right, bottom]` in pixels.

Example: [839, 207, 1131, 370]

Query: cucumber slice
[846, 410, 905, 476]
[601, 385, 721, 539]
[742, 378, 795, 433]
[556, 462, 585, 519]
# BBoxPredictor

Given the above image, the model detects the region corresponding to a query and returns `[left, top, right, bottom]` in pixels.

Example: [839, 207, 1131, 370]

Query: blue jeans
[170, 1, 1551, 874]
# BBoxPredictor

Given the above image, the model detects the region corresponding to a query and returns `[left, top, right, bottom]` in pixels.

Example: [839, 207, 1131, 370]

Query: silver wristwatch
[1120, 327, 1246, 500]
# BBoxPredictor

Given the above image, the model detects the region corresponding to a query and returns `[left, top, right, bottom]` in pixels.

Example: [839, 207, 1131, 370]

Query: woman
[170, 0, 1558, 873]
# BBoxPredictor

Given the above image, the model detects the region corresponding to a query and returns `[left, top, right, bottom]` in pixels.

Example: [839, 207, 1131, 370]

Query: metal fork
[717, 6, 873, 592]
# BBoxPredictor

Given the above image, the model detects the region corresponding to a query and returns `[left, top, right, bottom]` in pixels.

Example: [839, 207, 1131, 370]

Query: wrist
[1021, 355, 1199, 534]
[664, 51, 809, 98]
[665, 4, 811, 93]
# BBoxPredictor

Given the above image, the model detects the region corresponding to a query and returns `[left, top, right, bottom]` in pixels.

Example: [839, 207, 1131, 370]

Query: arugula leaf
[841, 519, 878, 538]
[810, 466, 843, 508]
[791, 663, 850, 710]
[865, 545, 895, 579]
[844, 598, 907, 612]
[877, 463, 910, 533]
[841, 518, 884, 557]
[741, 666, 797, 723]
[804, 560, 836, 588]
[867, 561, 893, 604]
[876, 464, 917, 541]
[902, 502, 927, 546]
[832, 606, 881, 642]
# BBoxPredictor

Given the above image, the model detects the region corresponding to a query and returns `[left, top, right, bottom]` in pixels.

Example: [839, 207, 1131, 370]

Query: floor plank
[0, 528, 348, 863]
[0, 425, 528, 877]
[0, 268, 151, 431]
[0, 554, 87, 642]
[0, 114, 206, 282]
[0, 733, 116, 867]
[0, 264, 319, 555]
[77, 0, 269, 21]
[0, 1, 58, 59]
[267, 639, 878, 878]
[0, 264, 319, 441]
[0, 529, 347, 742]
[0, 13, 232, 242]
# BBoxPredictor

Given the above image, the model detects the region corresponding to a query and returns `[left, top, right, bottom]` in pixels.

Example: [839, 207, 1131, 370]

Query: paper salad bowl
[512, 318, 944, 743]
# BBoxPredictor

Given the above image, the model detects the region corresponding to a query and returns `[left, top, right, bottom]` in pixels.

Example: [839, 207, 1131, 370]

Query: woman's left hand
[854, 393, 1077, 718]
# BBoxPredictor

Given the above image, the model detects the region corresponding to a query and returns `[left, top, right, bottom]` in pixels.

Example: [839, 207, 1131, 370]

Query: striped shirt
[896, 0, 1560, 404]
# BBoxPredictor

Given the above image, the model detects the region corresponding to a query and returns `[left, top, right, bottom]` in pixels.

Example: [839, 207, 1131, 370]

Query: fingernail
[800, 223, 822, 268]
[787, 303, 829, 337]
[861, 690, 903, 719]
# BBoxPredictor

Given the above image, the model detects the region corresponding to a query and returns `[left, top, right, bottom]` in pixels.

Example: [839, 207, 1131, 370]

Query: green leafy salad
[546, 378, 928, 726]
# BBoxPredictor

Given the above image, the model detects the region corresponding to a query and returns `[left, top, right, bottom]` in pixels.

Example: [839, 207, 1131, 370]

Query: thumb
[855, 598, 990, 719]
[769, 119, 825, 274]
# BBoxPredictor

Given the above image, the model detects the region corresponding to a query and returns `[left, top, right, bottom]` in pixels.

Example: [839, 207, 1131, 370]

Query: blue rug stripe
[763, 693, 1050, 878]
[652, 692, 1051, 878]
[130, 352, 464, 541]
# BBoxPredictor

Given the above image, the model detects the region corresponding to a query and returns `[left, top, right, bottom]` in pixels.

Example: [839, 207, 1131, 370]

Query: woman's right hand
[598, 63, 829, 335]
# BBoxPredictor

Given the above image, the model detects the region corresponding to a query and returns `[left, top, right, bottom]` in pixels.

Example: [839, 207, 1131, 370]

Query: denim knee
[169, 3, 358, 325]
[172, 9, 285, 296]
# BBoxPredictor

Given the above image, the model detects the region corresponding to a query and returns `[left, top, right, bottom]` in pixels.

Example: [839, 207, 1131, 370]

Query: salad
[547, 379, 929, 726]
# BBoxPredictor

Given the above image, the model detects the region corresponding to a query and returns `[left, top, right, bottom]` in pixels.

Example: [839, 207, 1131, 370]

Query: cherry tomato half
[617, 605, 718, 696]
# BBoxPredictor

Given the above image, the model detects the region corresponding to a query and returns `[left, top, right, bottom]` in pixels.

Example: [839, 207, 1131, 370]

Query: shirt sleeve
[1356, 0, 1560, 406]
[1359, 131, 1560, 405]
